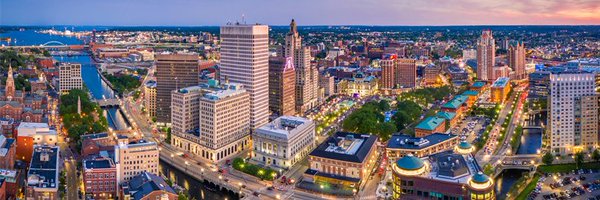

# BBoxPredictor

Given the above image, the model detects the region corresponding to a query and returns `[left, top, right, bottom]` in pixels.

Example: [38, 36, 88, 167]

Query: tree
[378, 100, 391, 112]
[542, 152, 554, 165]
[575, 152, 585, 169]
[592, 149, 600, 163]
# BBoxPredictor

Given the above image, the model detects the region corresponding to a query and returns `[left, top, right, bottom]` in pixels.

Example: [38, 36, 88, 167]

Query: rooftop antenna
[241, 14, 246, 24]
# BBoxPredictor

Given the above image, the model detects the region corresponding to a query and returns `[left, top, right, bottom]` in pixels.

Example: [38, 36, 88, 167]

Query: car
[253, 191, 260, 196]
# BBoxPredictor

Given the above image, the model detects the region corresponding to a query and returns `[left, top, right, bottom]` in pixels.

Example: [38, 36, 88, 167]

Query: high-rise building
[380, 55, 416, 89]
[155, 53, 199, 123]
[114, 140, 159, 182]
[319, 73, 335, 97]
[171, 81, 251, 163]
[396, 59, 417, 88]
[283, 19, 319, 114]
[58, 63, 83, 94]
[549, 72, 598, 154]
[476, 30, 495, 82]
[528, 71, 550, 100]
[269, 57, 296, 116]
[220, 23, 269, 129]
[144, 80, 157, 119]
[508, 42, 526, 80]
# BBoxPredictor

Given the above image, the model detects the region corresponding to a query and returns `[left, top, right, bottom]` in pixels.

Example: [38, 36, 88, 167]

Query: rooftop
[387, 133, 457, 150]
[442, 95, 468, 109]
[175, 80, 247, 101]
[394, 151, 482, 184]
[81, 132, 109, 141]
[472, 81, 486, 88]
[492, 77, 510, 88]
[396, 154, 424, 170]
[436, 111, 457, 121]
[123, 172, 176, 199]
[28, 146, 60, 189]
[462, 90, 479, 96]
[0, 135, 15, 157]
[256, 116, 314, 141]
[309, 132, 377, 163]
[83, 156, 115, 170]
[415, 116, 445, 131]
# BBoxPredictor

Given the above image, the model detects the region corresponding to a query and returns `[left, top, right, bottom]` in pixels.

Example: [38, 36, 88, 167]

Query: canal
[2, 29, 234, 199]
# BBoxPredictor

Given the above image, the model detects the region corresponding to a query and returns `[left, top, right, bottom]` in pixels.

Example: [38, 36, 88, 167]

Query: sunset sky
[1, 0, 599, 26]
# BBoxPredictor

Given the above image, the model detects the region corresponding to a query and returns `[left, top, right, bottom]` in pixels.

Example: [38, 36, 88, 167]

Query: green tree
[575, 152, 585, 169]
[592, 149, 600, 163]
[378, 100, 391, 111]
[542, 152, 554, 165]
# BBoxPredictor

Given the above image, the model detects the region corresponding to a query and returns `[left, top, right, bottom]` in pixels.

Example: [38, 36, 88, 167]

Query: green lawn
[515, 173, 540, 200]
[538, 162, 600, 173]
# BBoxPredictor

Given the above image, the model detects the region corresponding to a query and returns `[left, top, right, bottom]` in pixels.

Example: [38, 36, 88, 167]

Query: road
[58, 135, 79, 200]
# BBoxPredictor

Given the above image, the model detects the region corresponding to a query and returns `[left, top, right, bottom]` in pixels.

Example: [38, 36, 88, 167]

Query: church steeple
[5, 64, 15, 100]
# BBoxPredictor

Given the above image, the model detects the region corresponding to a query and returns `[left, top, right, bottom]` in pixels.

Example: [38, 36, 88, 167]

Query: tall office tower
[144, 80, 157, 119]
[58, 63, 83, 94]
[549, 72, 598, 155]
[220, 23, 269, 129]
[114, 140, 159, 182]
[476, 30, 496, 82]
[155, 53, 199, 123]
[396, 58, 417, 88]
[508, 42, 526, 80]
[170, 81, 251, 163]
[380, 58, 396, 89]
[269, 57, 296, 116]
[284, 19, 318, 113]
[319, 73, 335, 97]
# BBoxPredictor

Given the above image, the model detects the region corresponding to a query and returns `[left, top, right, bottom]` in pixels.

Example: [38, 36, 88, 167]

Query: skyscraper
[396, 58, 417, 88]
[269, 57, 296, 116]
[155, 53, 199, 124]
[220, 23, 269, 129]
[379, 55, 416, 89]
[508, 42, 526, 80]
[549, 72, 598, 155]
[476, 30, 495, 82]
[285, 19, 319, 113]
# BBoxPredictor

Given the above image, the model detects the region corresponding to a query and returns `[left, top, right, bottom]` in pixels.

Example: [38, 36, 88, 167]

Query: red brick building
[83, 156, 118, 199]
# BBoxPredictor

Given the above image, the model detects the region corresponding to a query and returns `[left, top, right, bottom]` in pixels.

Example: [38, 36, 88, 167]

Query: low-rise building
[491, 77, 511, 103]
[436, 111, 458, 128]
[386, 133, 459, 159]
[253, 116, 315, 169]
[415, 116, 446, 137]
[336, 73, 379, 97]
[391, 148, 494, 200]
[470, 81, 487, 91]
[114, 140, 159, 183]
[26, 146, 60, 200]
[16, 122, 57, 162]
[441, 95, 468, 118]
[83, 156, 118, 199]
[81, 133, 117, 157]
[119, 172, 177, 200]
[304, 132, 379, 189]
[0, 169, 20, 199]
[0, 135, 16, 169]
[461, 90, 480, 107]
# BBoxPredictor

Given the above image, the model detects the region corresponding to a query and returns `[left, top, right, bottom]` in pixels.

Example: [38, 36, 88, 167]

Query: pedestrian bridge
[492, 154, 540, 177]
[94, 98, 121, 108]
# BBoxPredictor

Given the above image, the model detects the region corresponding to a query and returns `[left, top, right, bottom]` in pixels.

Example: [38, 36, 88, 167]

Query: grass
[538, 161, 600, 173]
[515, 173, 540, 200]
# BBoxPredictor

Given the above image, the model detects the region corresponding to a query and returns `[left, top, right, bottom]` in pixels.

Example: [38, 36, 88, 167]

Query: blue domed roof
[458, 141, 472, 149]
[471, 172, 490, 183]
[396, 154, 424, 170]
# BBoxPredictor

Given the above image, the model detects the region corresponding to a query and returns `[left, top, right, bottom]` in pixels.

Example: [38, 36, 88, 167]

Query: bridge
[491, 154, 540, 177]
[0, 41, 89, 50]
[95, 98, 121, 108]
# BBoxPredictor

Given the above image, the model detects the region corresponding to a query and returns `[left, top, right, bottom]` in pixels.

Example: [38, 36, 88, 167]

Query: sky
[1, 0, 600, 26]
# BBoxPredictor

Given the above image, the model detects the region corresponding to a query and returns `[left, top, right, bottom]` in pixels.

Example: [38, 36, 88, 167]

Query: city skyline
[1, 0, 600, 26]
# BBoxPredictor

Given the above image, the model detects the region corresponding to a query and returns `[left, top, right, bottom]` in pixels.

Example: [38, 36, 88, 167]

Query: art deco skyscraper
[476, 30, 495, 82]
[508, 42, 526, 79]
[155, 53, 199, 123]
[220, 23, 270, 129]
[285, 19, 319, 113]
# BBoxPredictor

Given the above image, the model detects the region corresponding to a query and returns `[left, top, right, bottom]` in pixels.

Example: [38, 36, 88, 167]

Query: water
[516, 128, 542, 155]
[2, 29, 231, 199]
[494, 169, 528, 199]
[160, 160, 239, 200]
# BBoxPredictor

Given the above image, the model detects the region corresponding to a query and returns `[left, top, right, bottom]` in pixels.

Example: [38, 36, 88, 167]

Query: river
[2, 29, 234, 199]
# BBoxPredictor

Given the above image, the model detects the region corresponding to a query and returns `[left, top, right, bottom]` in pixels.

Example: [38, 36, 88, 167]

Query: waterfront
[2, 29, 233, 199]
[494, 169, 529, 200]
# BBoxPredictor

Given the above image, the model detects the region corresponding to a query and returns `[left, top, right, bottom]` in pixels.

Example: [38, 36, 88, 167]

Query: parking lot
[532, 169, 600, 200]
[450, 115, 489, 143]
